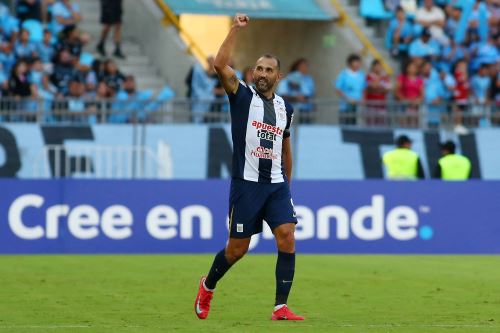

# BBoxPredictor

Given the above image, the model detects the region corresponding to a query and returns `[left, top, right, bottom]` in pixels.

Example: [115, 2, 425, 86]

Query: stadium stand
[0, 0, 497, 130]
[0, 0, 174, 123]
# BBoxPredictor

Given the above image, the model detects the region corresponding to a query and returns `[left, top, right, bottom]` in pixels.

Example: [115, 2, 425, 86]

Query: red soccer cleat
[194, 276, 214, 319]
[271, 305, 305, 320]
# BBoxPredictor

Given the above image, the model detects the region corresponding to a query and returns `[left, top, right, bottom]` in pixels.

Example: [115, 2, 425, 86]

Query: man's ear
[278, 72, 284, 80]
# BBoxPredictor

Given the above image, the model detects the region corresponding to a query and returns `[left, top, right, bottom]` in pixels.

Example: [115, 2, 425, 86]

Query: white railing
[33, 144, 173, 179]
[0, 96, 499, 129]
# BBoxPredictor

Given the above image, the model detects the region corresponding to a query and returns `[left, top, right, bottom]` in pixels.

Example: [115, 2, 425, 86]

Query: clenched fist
[233, 13, 249, 28]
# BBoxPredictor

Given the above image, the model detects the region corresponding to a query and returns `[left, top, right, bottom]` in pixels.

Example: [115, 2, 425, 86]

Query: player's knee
[276, 229, 295, 251]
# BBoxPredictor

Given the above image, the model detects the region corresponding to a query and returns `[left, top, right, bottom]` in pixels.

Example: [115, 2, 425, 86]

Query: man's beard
[255, 77, 274, 93]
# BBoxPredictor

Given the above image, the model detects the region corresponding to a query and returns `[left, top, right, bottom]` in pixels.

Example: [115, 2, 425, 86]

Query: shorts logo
[237, 224, 244, 233]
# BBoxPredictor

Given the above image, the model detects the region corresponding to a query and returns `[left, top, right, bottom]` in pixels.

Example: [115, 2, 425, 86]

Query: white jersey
[228, 81, 294, 183]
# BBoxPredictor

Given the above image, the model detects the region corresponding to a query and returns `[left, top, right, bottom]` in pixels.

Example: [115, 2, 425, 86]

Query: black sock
[275, 251, 295, 306]
[205, 249, 233, 290]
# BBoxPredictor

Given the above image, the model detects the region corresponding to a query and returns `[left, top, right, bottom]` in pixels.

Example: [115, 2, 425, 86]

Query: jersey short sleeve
[228, 80, 253, 103]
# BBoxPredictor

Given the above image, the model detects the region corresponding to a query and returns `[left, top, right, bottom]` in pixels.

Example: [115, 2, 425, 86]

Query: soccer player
[194, 13, 304, 321]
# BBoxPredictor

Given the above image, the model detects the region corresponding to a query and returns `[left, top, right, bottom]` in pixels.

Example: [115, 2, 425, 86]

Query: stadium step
[86, 40, 144, 56]
[78, 0, 167, 93]
[337, 0, 398, 73]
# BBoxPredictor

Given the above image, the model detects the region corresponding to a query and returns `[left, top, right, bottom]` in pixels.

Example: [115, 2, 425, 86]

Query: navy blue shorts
[228, 178, 298, 238]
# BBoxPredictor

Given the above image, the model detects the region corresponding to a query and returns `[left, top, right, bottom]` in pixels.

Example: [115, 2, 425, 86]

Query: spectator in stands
[0, 5, 20, 42]
[242, 66, 254, 86]
[365, 59, 392, 126]
[415, 0, 449, 46]
[0, 42, 16, 75]
[409, 28, 440, 60]
[439, 38, 468, 72]
[492, 69, 500, 107]
[387, 0, 418, 16]
[471, 34, 500, 72]
[208, 56, 228, 119]
[16, 0, 42, 23]
[65, 78, 96, 123]
[112, 75, 154, 123]
[29, 59, 44, 86]
[488, 1, 500, 36]
[421, 60, 445, 127]
[189, 56, 216, 123]
[465, 29, 481, 66]
[439, 68, 457, 104]
[50, 0, 81, 36]
[471, 63, 492, 109]
[335, 54, 366, 125]
[29, 57, 56, 99]
[278, 58, 315, 123]
[452, 59, 470, 132]
[14, 28, 38, 61]
[467, 1, 491, 31]
[97, 0, 125, 59]
[101, 59, 125, 92]
[445, 5, 462, 38]
[50, 49, 74, 94]
[74, 52, 97, 93]
[85, 81, 112, 122]
[9, 60, 36, 97]
[0, 63, 9, 95]
[55, 25, 82, 61]
[395, 60, 424, 126]
[387, 6, 413, 58]
[37, 29, 55, 69]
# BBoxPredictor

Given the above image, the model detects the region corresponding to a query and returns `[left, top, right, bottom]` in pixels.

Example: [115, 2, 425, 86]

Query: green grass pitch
[0, 255, 499, 332]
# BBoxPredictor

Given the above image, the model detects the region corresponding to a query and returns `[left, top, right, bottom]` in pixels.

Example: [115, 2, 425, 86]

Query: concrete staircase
[338, 0, 400, 74]
[77, 0, 166, 92]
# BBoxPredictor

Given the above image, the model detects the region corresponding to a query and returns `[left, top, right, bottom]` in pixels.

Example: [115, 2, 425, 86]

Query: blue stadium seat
[360, 0, 393, 20]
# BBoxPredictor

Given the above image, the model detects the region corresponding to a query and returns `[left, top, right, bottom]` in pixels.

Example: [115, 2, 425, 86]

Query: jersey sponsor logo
[257, 129, 278, 142]
[251, 120, 283, 136]
[251, 146, 278, 160]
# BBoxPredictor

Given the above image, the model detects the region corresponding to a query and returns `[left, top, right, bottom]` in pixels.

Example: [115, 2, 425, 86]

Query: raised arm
[213, 13, 249, 95]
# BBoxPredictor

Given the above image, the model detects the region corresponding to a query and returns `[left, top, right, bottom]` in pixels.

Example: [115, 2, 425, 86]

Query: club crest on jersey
[278, 110, 286, 121]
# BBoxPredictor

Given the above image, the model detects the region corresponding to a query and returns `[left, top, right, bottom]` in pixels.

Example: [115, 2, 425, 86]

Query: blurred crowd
[185, 56, 316, 124]
[0, 0, 174, 123]
[1, 0, 498, 128]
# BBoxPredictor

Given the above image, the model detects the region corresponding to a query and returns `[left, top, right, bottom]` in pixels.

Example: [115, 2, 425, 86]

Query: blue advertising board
[1, 180, 499, 254]
[3, 124, 500, 180]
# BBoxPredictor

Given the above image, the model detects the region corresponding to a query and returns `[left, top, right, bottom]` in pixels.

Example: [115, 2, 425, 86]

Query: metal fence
[0, 97, 498, 129]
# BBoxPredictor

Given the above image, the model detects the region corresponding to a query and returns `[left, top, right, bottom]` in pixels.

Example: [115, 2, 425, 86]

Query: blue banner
[163, 0, 332, 20]
[1, 180, 499, 254]
[3, 124, 500, 180]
